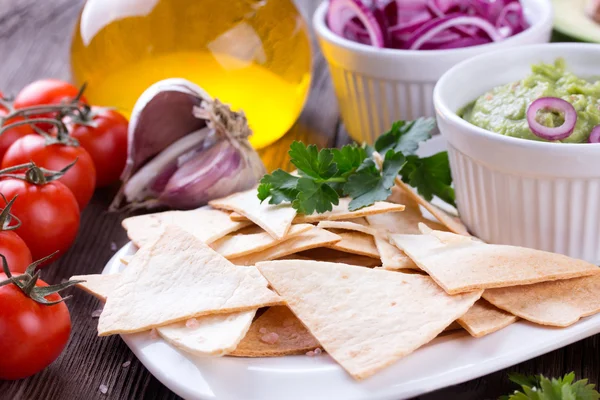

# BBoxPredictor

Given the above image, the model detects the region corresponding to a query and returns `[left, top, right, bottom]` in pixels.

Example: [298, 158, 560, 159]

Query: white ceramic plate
[103, 136, 600, 400]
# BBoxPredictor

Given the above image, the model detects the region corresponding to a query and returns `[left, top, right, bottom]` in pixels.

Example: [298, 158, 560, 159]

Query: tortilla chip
[210, 224, 313, 259]
[482, 274, 600, 327]
[230, 226, 341, 266]
[386, 184, 420, 210]
[157, 310, 256, 356]
[209, 189, 296, 239]
[457, 299, 517, 337]
[299, 248, 381, 267]
[443, 321, 463, 332]
[98, 226, 282, 336]
[325, 230, 380, 259]
[295, 198, 405, 223]
[391, 230, 600, 294]
[229, 199, 404, 224]
[230, 306, 320, 357]
[374, 237, 418, 270]
[72, 274, 116, 302]
[122, 208, 251, 248]
[366, 206, 447, 236]
[317, 218, 375, 236]
[72, 273, 258, 356]
[256, 260, 482, 380]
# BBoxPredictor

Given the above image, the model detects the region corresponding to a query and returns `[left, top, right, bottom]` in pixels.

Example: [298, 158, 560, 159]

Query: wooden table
[0, 1, 598, 399]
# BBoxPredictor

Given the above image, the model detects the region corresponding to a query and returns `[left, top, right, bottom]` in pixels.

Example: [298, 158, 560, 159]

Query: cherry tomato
[70, 108, 128, 187]
[2, 135, 96, 210]
[0, 272, 71, 380]
[0, 231, 32, 274]
[13, 79, 87, 132]
[0, 91, 35, 162]
[0, 178, 80, 262]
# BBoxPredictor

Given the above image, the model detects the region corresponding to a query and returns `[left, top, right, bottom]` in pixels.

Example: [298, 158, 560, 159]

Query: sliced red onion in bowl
[526, 97, 577, 141]
[589, 125, 600, 143]
[327, 0, 529, 50]
[327, 0, 386, 47]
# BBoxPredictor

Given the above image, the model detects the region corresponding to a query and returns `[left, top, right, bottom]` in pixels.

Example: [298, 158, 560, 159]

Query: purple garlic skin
[112, 78, 266, 211]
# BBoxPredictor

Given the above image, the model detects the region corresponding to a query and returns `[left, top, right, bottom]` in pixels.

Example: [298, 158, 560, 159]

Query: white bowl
[313, 0, 553, 144]
[434, 43, 600, 264]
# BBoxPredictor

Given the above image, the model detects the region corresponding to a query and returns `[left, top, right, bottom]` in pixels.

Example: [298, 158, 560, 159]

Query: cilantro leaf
[400, 151, 456, 208]
[374, 117, 436, 155]
[292, 177, 339, 214]
[289, 141, 337, 179]
[344, 150, 406, 211]
[502, 372, 600, 400]
[257, 169, 299, 204]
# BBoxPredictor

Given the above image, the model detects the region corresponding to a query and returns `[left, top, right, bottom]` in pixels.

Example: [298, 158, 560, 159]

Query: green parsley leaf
[374, 117, 436, 155]
[400, 151, 456, 208]
[331, 144, 367, 177]
[344, 150, 406, 211]
[257, 169, 300, 204]
[289, 141, 337, 179]
[292, 177, 339, 214]
[501, 372, 600, 400]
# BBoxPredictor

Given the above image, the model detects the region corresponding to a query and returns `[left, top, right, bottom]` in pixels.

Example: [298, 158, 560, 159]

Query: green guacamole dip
[460, 58, 600, 143]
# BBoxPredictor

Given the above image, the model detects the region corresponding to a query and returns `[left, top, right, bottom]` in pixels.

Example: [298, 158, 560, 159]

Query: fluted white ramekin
[313, 0, 553, 144]
[434, 43, 600, 264]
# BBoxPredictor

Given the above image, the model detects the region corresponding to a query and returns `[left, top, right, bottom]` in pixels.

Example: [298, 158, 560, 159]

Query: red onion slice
[589, 125, 600, 143]
[327, 0, 386, 47]
[408, 15, 504, 50]
[526, 97, 577, 141]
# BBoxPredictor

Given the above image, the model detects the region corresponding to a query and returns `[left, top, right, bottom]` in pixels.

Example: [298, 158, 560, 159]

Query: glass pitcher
[70, 0, 312, 149]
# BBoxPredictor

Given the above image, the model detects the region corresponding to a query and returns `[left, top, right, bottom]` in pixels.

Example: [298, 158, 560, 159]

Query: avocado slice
[554, 0, 600, 42]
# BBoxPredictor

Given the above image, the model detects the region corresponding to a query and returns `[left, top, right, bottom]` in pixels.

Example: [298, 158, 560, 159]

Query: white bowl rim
[312, 0, 553, 58]
[433, 42, 600, 150]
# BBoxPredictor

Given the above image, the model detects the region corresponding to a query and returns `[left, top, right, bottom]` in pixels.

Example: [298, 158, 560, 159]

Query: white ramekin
[434, 43, 600, 264]
[313, 0, 553, 144]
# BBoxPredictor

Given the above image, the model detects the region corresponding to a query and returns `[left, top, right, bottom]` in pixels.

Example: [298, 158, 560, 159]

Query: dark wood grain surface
[0, 1, 598, 399]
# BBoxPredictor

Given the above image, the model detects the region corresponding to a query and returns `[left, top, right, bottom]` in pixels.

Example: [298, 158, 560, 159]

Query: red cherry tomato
[13, 79, 87, 132]
[0, 91, 35, 162]
[2, 135, 96, 210]
[0, 272, 71, 380]
[0, 230, 32, 274]
[0, 178, 80, 262]
[70, 108, 128, 187]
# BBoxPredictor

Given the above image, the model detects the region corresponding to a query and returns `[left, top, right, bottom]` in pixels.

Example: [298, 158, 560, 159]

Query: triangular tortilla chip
[482, 274, 600, 327]
[317, 218, 375, 236]
[366, 206, 448, 236]
[98, 226, 282, 335]
[230, 226, 341, 266]
[374, 237, 418, 270]
[256, 260, 482, 380]
[457, 299, 517, 337]
[386, 184, 420, 210]
[72, 273, 257, 356]
[443, 321, 463, 332]
[299, 248, 381, 267]
[325, 230, 380, 258]
[210, 224, 313, 259]
[229, 199, 404, 224]
[209, 189, 296, 239]
[230, 306, 320, 357]
[122, 208, 251, 248]
[295, 198, 405, 223]
[391, 231, 600, 294]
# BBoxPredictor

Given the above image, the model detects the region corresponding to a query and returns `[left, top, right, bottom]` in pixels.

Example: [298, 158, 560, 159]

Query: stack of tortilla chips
[73, 184, 600, 381]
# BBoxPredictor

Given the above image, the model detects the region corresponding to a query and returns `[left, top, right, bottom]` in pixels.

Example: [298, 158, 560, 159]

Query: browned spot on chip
[230, 306, 320, 357]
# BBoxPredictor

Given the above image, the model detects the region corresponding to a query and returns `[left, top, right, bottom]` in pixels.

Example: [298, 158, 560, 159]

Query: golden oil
[70, 0, 312, 149]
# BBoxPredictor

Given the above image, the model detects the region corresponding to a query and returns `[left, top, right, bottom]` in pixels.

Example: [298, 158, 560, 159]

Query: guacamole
[460, 58, 600, 143]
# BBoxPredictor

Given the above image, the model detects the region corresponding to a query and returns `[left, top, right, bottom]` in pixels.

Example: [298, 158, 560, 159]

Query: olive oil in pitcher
[71, 0, 312, 148]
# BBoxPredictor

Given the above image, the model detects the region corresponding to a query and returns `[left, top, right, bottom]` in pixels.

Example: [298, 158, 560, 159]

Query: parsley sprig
[257, 118, 456, 214]
[500, 372, 600, 400]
